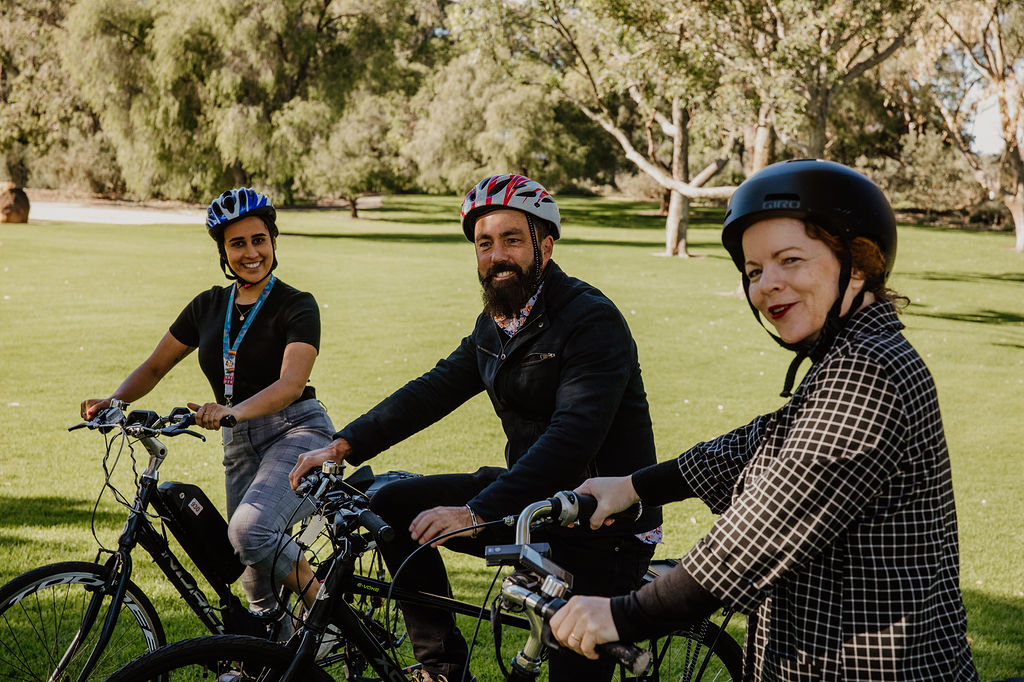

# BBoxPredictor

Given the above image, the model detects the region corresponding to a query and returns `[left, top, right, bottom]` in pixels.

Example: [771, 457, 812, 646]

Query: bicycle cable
[384, 516, 513, 678]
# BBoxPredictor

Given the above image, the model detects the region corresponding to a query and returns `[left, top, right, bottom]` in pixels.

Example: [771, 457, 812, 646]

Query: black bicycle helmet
[722, 160, 898, 397]
[722, 159, 896, 279]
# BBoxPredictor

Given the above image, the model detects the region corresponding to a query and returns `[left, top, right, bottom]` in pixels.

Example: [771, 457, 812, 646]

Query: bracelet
[466, 505, 481, 537]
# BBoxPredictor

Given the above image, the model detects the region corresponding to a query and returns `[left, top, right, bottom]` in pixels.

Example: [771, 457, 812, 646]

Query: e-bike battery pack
[152, 481, 246, 587]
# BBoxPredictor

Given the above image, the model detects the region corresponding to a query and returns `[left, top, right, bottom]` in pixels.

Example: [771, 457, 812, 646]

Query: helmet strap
[220, 250, 278, 287]
[525, 213, 544, 289]
[745, 253, 864, 398]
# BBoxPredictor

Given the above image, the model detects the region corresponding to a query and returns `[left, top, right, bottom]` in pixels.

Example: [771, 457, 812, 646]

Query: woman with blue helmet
[80, 188, 334, 618]
[550, 160, 977, 681]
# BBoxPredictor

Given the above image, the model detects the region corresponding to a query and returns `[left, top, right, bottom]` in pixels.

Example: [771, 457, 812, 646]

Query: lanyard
[222, 275, 276, 406]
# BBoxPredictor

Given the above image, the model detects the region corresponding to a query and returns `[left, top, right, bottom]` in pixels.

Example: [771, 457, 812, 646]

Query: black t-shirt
[169, 279, 320, 405]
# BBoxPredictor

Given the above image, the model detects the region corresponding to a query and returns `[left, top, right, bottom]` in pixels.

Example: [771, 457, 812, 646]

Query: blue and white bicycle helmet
[206, 188, 277, 241]
[205, 188, 279, 283]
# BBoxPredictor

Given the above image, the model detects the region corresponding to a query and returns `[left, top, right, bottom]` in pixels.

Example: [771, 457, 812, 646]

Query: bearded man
[291, 174, 662, 682]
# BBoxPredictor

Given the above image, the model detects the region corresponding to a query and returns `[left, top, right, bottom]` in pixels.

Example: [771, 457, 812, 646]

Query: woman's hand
[550, 595, 619, 660]
[289, 438, 352, 489]
[187, 401, 238, 430]
[576, 475, 641, 530]
[80, 398, 112, 420]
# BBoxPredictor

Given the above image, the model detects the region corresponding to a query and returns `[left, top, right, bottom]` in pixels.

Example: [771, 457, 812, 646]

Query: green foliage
[61, 0, 433, 201]
[301, 90, 414, 213]
[404, 52, 621, 193]
[0, 0, 121, 190]
[861, 129, 986, 214]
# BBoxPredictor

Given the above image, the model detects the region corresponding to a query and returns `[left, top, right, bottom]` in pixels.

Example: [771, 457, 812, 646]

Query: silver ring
[569, 633, 580, 643]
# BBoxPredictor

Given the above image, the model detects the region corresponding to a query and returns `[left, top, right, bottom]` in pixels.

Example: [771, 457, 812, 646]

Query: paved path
[26, 201, 203, 225]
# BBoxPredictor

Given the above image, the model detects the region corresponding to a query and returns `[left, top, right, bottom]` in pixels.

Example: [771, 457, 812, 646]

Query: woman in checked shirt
[550, 160, 978, 681]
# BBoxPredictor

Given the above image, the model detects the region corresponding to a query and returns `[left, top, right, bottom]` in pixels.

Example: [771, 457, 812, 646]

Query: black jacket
[337, 261, 661, 537]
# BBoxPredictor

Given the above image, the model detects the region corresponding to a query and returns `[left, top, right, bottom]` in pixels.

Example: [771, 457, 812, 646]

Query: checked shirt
[678, 301, 977, 681]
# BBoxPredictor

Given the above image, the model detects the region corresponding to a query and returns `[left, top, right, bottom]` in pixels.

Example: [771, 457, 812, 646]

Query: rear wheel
[0, 561, 164, 681]
[104, 634, 333, 682]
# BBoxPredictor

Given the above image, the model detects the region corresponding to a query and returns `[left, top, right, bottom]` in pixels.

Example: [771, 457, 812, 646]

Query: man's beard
[480, 261, 537, 318]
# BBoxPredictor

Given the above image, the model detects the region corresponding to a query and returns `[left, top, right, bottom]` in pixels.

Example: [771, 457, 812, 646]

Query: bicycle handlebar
[495, 491, 652, 678]
[294, 461, 395, 545]
[69, 402, 233, 439]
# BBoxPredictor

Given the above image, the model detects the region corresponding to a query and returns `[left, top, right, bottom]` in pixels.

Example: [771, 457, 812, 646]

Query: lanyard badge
[222, 275, 276, 406]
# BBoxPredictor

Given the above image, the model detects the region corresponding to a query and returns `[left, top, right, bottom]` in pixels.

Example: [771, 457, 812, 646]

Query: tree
[904, 0, 1024, 251]
[0, 0, 120, 191]
[705, 0, 925, 159]
[449, 0, 737, 257]
[301, 91, 413, 217]
[404, 52, 621, 195]
[62, 0, 438, 202]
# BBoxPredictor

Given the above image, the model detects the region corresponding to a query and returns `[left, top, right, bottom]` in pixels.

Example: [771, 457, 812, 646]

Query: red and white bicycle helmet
[460, 174, 561, 241]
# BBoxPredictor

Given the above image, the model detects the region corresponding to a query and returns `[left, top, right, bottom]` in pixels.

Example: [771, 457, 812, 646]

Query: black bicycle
[0, 401, 291, 682]
[105, 463, 743, 681]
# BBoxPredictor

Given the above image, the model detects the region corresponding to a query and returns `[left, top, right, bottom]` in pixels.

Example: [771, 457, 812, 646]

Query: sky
[971, 97, 1005, 155]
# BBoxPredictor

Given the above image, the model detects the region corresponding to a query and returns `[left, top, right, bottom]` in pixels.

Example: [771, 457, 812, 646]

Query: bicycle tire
[0, 560, 165, 682]
[614, 619, 743, 682]
[105, 634, 334, 682]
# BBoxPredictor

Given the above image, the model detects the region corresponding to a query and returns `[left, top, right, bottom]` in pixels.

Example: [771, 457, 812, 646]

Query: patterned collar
[493, 282, 544, 337]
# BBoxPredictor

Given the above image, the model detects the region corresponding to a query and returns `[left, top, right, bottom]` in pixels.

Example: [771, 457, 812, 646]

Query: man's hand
[409, 505, 477, 547]
[576, 475, 641, 530]
[289, 438, 352, 489]
[549, 595, 619, 660]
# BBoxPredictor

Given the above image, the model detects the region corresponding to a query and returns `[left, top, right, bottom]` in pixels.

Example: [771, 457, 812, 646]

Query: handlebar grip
[595, 642, 651, 676]
[220, 414, 237, 428]
[357, 508, 395, 544]
[564, 492, 641, 528]
[294, 472, 323, 497]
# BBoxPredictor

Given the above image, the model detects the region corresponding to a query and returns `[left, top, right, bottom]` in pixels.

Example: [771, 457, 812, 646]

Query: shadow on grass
[0, 494, 121, 528]
[0, 532, 31, 551]
[911, 271, 1024, 285]
[962, 587, 1024, 678]
[905, 308, 1024, 327]
[331, 195, 728, 233]
[280, 230, 725, 251]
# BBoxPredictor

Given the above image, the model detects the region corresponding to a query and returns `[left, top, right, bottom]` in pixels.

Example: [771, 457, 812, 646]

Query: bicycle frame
[59, 407, 258, 682]
[283, 523, 530, 682]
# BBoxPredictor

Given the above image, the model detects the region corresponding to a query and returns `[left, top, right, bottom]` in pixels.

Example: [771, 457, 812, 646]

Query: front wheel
[615, 618, 743, 682]
[105, 634, 334, 682]
[0, 561, 165, 681]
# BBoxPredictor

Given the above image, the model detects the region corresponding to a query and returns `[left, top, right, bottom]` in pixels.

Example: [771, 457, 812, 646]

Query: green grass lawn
[1, 194, 1022, 679]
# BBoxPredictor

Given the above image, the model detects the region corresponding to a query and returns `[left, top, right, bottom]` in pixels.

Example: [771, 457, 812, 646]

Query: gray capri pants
[222, 398, 334, 611]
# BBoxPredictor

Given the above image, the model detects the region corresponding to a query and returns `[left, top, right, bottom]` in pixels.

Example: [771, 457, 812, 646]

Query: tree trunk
[3, 155, 30, 188]
[1006, 191, 1024, 253]
[230, 161, 248, 188]
[346, 196, 359, 219]
[805, 99, 829, 159]
[751, 102, 773, 173]
[665, 98, 691, 256]
[659, 189, 670, 216]
[665, 190, 690, 256]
